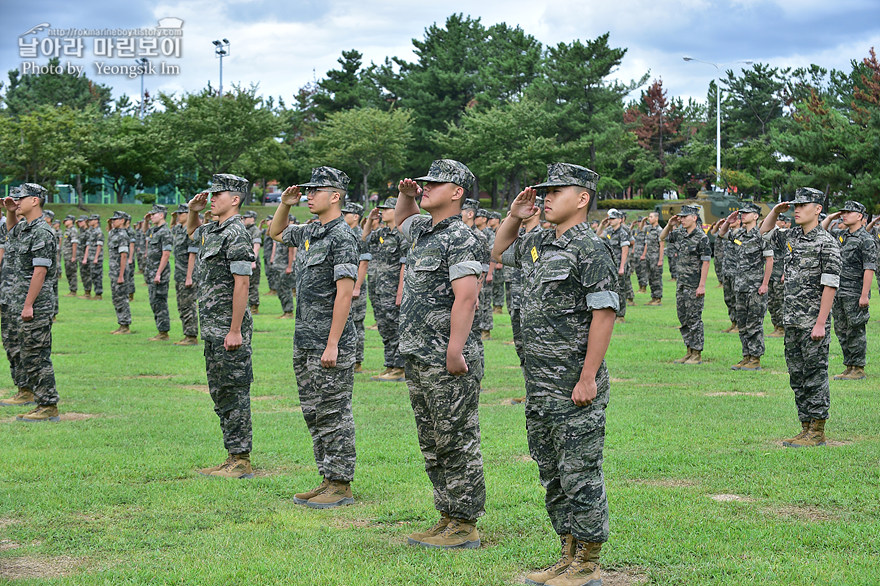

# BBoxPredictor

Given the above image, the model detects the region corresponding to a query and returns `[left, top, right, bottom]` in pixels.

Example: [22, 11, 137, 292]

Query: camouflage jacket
[763, 227, 788, 279]
[666, 227, 711, 289]
[365, 226, 406, 301]
[644, 224, 662, 259]
[398, 214, 482, 367]
[723, 226, 773, 292]
[11, 217, 57, 314]
[126, 228, 137, 265]
[196, 215, 254, 342]
[107, 228, 130, 276]
[830, 227, 877, 298]
[246, 224, 262, 266]
[270, 238, 294, 271]
[633, 227, 646, 257]
[770, 225, 841, 329]
[0, 221, 15, 301]
[721, 233, 739, 277]
[145, 223, 173, 283]
[62, 225, 80, 261]
[503, 222, 618, 399]
[134, 230, 146, 256]
[471, 226, 490, 271]
[602, 225, 631, 265]
[262, 229, 273, 264]
[87, 226, 104, 262]
[281, 215, 358, 351]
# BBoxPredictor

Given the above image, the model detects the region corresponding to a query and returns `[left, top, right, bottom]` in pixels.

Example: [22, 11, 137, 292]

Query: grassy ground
[1, 264, 879, 585]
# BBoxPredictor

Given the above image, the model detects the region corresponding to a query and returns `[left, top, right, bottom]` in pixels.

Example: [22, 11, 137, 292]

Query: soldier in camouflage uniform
[123, 214, 137, 301]
[362, 198, 407, 381]
[85, 214, 104, 300]
[74, 216, 92, 297]
[488, 211, 506, 312]
[762, 189, 841, 448]
[822, 201, 876, 380]
[764, 214, 791, 337]
[171, 204, 199, 345]
[460, 200, 490, 349]
[188, 174, 256, 478]
[597, 210, 631, 323]
[260, 216, 278, 295]
[241, 210, 262, 314]
[143, 205, 173, 341]
[271, 216, 297, 318]
[270, 167, 359, 508]
[43, 210, 60, 318]
[0, 184, 60, 421]
[342, 202, 369, 370]
[474, 208, 495, 339]
[396, 159, 485, 550]
[0, 190, 31, 407]
[641, 211, 664, 305]
[61, 214, 79, 296]
[106, 211, 133, 334]
[495, 163, 617, 586]
[134, 221, 147, 275]
[502, 204, 542, 366]
[718, 203, 774, 370]
[717, 214, 741, 332]
[632, 218, 647, 293]
[661, 205, 711, 365]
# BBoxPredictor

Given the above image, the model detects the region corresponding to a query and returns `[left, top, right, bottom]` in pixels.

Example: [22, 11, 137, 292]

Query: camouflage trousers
[492, 271, 505, 307]
[17, 314, 58, 406]
[767, 276, 784, 329]
[293, 347, 356, 482]
[722, 274, 736, 322]
[248, 261, 261, 307]
[79, 260, 92, 293]
[525, 390, 609, 543]
[713, 256, 723, 284]
[373, 295, 403, 368]
[90, 261, 103, 295]
[277, 270, 295, 314]
[0, 305, 26, 388]
[614, 273, 627, 318]
[175, 280, 198, 337]
[52, 277, 58, 317]
[510, 308, 525, 367]
[623, 262, 634, 301]
[635, 257, 647, 288]
[64, 257, 78, 292]
[351, 293, 367, 365]
[405, 357, 485, 521]
[205, 339, 253, 454]
[111, 280, 131, 326]
[126, 263, 136, 296]
[735, 290, 768, 357]
[646, 257, 663, 300]
[265, 264, 280, 292]
[676, 284, 705, 351]
[667, 252, 678, 280]
[832, 296, 869, 368]
[478, 280, 494, 331]
[784, 326, 831, 422]
[148, 281, 170, 333]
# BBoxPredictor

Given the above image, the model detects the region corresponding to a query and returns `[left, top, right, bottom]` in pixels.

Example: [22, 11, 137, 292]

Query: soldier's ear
[576, 189, 590, 210]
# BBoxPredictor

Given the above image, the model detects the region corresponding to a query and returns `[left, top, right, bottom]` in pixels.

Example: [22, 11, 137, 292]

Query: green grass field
[1, 265, 879, 585]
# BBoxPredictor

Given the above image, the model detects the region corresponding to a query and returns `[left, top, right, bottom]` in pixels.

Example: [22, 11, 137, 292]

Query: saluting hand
[398, 178, 422, 199]
[510, 187, 538, 219]
[281, 186, 300, 206]
[188, 192, 209, 213]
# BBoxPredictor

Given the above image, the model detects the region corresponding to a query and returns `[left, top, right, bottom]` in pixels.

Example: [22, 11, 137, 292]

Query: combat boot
[418, 518, 480, 549]
[82, 291, 91, 299]
[785, 419, 827, 448]
[481, 330, 491, 340]
[265, 289, 277, 296]
[767, 325, 785, 338]
[722, 321, 737, 333]
[114, 325, 132, 335]
[198, 454, 234, 476]
[371, 367, 393, 380]
[407, 512, 451, 545]
[730, 356, 749, 370]
[782, 421, 810, 445]
[493, 306, 503, 314]
[209, 453, 254, 478]
[354, 363, 363, 373]
[174, 335, 198, 346]
[638, 286, 647, 293]
[833, 366, 852, 379]
[306, 480, 354, 509]
[847, 366, 867, 380]
[646, 298, 662, 306]
[740, 356, 761, 371]
[129, 293, 134, 301]
[16, 404, 59, 422]
[148, 331, 170, 341]
[684, 349, 702, 365]
[525, 534, 576, 585]
[0, 388, 36, 407]
[293, 477, 330, 504]
[545, 540, 602, 586]
[278, 312, 293, 319]
[250, 304, 259, 314]
[93, 294, 102, 300]
[374, 367, 405, 382]
[614, 317, 625, 324]
[673, 348, 693, 364]
[110, 326, 122, 334]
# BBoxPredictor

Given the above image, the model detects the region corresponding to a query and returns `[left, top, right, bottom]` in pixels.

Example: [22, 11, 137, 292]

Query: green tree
[90, 112, 166, 203]
[0, 58, 112, 116]
[313, 50, 384, 119]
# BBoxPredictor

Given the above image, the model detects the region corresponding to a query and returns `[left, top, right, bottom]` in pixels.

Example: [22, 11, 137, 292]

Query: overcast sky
[2, 0, 879, 109]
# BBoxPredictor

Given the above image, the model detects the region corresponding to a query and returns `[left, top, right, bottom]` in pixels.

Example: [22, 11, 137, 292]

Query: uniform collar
[210, 214, 242, 233]
[424, 214, 461, 235]
[548, 222, 589, 249]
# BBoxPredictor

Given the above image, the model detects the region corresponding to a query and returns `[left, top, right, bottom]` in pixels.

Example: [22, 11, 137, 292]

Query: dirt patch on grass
[771, 439, 851, 448]
[767, 504, 837, 521]
[709, 493, 753, 503]
[504, 397, 526, 406]
[0, 556, 85, 580]
[0, 539, 21, 551]
[631, 478, 698, 489]
[252, 395, 285, 401]
[0, 517, 17, 529]
[603, 568, 650, 585]
[610, 378, 633, 383]
[179, 385, 209, 394]
[515, 454, 534, 463]
[128, 374, 175, 380]
[59, 413, 100, 422]
[705, 391, 767, 397]
[253, 406, 302, 414]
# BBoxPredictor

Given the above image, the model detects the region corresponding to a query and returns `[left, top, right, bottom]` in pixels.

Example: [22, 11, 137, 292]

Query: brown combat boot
[835, 366, 866, 380]
[250, 304, 259, 314]
[306, 480, 354, 509]
[116, 325, 133, 335]
[481, 330, 491, 340]
[17, 404, 60, 422]
[209, 453, 254, 478]
[354, 363, 363, 373]
[174, 335, 199, 346]
[646, 297, 662, 306]
[371, 367, 393, 380]
[722, 321, 737, 333]
[374, 367, 405, 382]
[407, 512, 451, 545]
[198, 454, 234, 476]
[0, 388, 36, 407]
[94, 294, 102, 300]
[493, 306, 503, 314]
[614, 317, 625, 324]
[129, 293, 134, 301]
[638, 286, 647, 293]
[293, 477, 330, 504]
[82, 291, 91, 299]
[740, 356, 761, 371]
[767, 325, 785, 338]
[833, 366, 852, 379]
[545, 540, 602, 586]
[265, 289, 277, 296]
[525, 534, 577, 585]
[418, 518, 480, 549]
[730, 356, 749, 370]
[278, 312, 293, 319]
[148, 331, 170, 341]
[684, 349, 702, 365]
[784, 420, 827, 448]
[673, 348, 693, 364]
[782, 421, 810, 445]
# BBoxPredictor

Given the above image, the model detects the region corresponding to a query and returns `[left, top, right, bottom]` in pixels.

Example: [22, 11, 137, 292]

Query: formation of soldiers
[0, 164, 878, 586]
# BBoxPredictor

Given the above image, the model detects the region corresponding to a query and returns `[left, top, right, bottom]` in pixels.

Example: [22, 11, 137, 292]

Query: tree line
[1, 14, 878, 210]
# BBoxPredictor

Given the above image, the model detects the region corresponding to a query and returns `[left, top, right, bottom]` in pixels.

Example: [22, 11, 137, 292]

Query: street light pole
[135, 57, 149, 119]
[212, 39, 230, 95]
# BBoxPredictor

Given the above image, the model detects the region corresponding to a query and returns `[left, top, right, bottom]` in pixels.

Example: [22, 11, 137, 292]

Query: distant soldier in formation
[134, 220, 147, 275]
[260, 216, 278, 296]
[822, 201, 876, 380]
[242, 210, 262, 315]
[271, 216, 296, 319]
[342, 202, 368, 371]
[502, 199, 541, 366]
[107, 211, 133, 335]
[641, 211, 664, 305]
[661, 205, 711, 365]
[143, 204, 173, 341]
[761, 189, 841, 448]
[488, 211, 505, 313]
[172, 204, 199, 345]
[632, 217, 648, 294]
[598, 209, 631, 323]
[717, 214, 741, 332]
[85, 214, 104, 300]
[474, 208, 495, 339]
[764, 213, 791, 338]
[461, 200, 490, 348]
[362, 198, 407, 381]
[188, 174, 256, 478]
[43, 210, 60, 318]
[61, 214, 79, 297]
[76, 216, 92, 297]
[123, 214, 137, 301]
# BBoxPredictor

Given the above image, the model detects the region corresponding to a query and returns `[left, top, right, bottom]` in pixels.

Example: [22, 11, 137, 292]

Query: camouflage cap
[461, 198, 480, 212]
[173, 203, 189, 214]
[122, 212, 132, 221]
[532, 163, 599, 191]
[77, 215, 88, 222]
[489, 211, 502, 220]
[88, 214, 100, 221]
[739, 202, 762, 215]
[840, 200, 867, 215]
[377, 197, 397, 209]
[208, 173, 250, 194]
[110, 210, 126, 220]
[8, 186, 22, 199]
[342, 202, 364, 216]
[676, 204, 701, 217]
[779, 213, 793, 223]
[242, 210, 258, 219]
[414, 159, 475, 191]
[150, 204, 168, 215]
[790, 187, 825, 205]
[64, 214, 76, 221]
[43, 209, 55, 219]
[300, 166, 350, 191]
[20, 183, 48, 199]
[475, 209, 489, 218]
[607, 209, 625, 220]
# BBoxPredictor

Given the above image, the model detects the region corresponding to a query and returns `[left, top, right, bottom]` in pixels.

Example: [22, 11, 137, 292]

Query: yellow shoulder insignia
[305, 239, 309, 251]
[530, 246, 538, 262]
[839, 236, 844, 243]
[379, 236, 384, 244]
[786, 242, 792, 252]
[733, 239, 742, 245]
